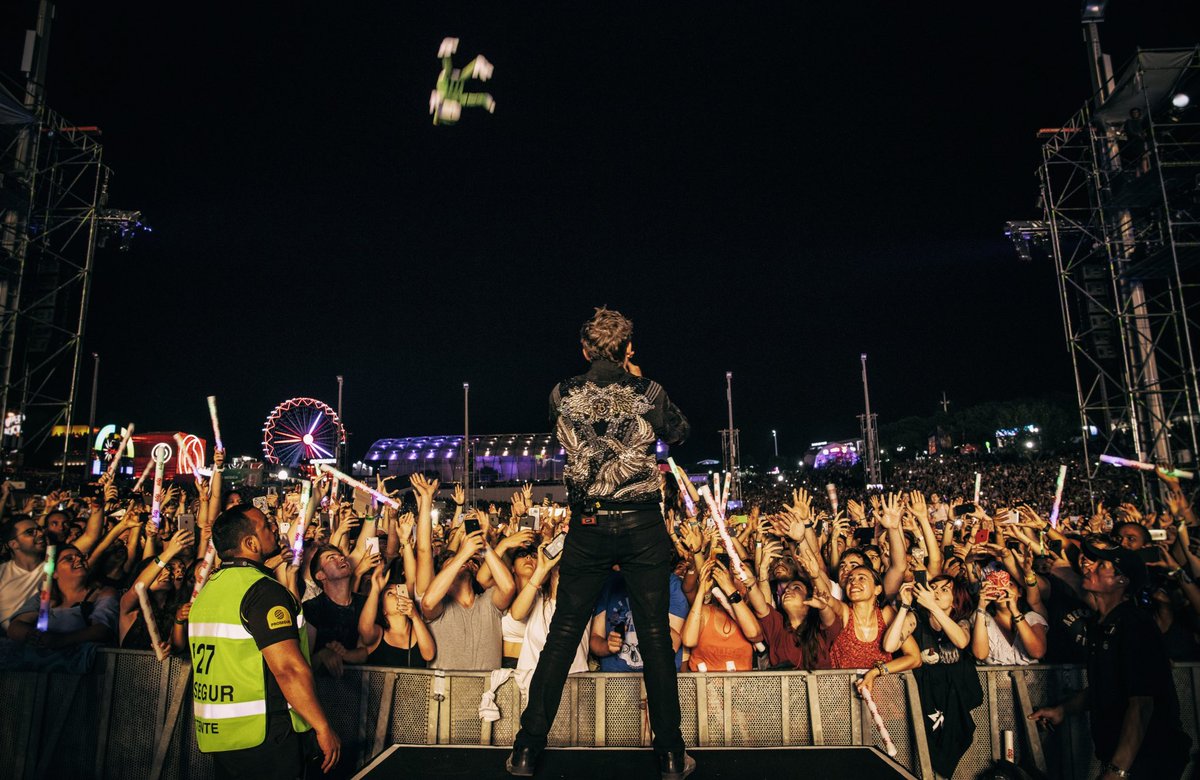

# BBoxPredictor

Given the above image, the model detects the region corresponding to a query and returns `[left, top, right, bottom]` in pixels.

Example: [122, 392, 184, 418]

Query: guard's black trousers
[513, 509, 685, 755]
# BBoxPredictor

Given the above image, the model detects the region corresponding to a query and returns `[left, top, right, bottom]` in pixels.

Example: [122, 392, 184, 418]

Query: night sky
[3, 1, 1198, 465]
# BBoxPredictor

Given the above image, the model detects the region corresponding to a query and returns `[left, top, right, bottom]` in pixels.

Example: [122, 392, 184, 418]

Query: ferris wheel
[261, 397, 346, 467]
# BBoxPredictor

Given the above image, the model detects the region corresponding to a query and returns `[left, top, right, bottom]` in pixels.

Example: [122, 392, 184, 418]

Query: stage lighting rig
[1003, 220, 1049, 262]
[96, 208, 151, 251]
[1080, 0, 1107, 22]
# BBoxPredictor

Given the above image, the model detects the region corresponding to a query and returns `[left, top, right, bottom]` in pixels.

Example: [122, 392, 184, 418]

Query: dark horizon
[2, 1, 1198, 466]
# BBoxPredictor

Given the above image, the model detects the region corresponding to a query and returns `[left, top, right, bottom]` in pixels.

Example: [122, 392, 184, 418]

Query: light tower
[719, 371, 742, 502]
[858, 354, 882, 488]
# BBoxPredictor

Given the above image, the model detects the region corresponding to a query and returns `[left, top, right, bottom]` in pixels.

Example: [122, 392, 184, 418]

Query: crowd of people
[0, 448, 1196, 776]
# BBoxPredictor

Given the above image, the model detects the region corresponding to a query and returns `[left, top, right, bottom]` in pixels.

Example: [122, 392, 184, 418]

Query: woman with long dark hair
[830, 564, 922, 694]
[118, 528, 193, 654]
[755, 573, 842, 670]
[883, 576, 986, 778]
[359, 557, 435, 668]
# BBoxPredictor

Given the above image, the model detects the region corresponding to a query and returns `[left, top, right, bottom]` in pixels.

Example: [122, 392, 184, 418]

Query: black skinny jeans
[515, 509, 685, 755]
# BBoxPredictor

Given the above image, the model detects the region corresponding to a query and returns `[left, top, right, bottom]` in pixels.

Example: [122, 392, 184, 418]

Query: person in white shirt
[0, 517, 48, 635]
[975, 576, 1047, 665]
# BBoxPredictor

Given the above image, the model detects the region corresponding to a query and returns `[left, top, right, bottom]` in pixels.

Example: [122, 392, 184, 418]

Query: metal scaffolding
[0, 77, 110, 471]
[1037, 47, 1200, 506]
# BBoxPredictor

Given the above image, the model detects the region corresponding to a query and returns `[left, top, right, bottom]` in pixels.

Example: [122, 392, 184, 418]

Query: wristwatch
[725, 591, 743, 605]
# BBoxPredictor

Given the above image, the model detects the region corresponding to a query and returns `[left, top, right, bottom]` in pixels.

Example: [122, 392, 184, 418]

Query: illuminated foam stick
[698, 485, 749, 583]
[973, 472, 982, 505]
[206, 395, 224, 452]
[291, 480, 313, 558]
[860, 684, 898, 757]
[190, 540, 216, 603]
[666, 459, 697, 517]
[1099, 454, 1194, 480]
[667, 458, 701, 510]
[719, 471, 731, 514]
[104, 423, 135, 480]
[1048, 464, 1068, 528]
[712, 472, 722, 507]
[135, 582, 168, 661]
[316, 464, 400, 509]
[36, 545, 57, 632]
[826, 483, 839, 515]
[132, 460, 154, 493]
[149, 442, 172, 531]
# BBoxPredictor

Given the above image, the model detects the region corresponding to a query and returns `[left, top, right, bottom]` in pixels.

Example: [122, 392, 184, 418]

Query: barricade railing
[1, 651, 1198, 779]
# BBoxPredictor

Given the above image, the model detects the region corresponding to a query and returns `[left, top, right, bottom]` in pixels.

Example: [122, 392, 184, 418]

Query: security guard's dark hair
[212, 504, 259, 558]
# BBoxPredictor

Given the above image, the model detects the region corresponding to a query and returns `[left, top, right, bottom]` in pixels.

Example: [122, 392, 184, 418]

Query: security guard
[190, 505, 340, 778]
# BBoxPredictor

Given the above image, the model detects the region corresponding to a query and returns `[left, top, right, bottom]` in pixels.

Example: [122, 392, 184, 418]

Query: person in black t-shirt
[303, 545, 368, 677]
[1030, 540, 1190, 779]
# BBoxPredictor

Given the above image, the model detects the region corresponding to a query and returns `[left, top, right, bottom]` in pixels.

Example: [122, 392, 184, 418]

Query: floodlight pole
[859, 354, 882, 487]
[84, 352, 98, 480]
[721, 372, 741, 502]
[335, 374, 344, 469]
[463, 383, 471, 508]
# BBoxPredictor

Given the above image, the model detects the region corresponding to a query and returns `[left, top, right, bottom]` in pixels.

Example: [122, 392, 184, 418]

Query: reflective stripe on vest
[188, 564, 311, 752]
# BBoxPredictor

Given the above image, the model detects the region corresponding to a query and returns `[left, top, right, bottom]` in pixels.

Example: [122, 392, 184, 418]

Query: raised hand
[770, 514, 805, 542]
[912, 582, 941, 612]
[409, 473, 439, 503]
[710, 560, 736, 594]
[679, 523, 702, 554]
[452, 484, 466, 506]
[164, 528, 195, 558]
[878, 493, 903, 530]
[909, 491, 929, 524]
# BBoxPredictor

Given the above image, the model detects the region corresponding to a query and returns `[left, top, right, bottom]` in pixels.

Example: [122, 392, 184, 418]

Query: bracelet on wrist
[1104, 762, 1131, 778]
[153, 556, 166, 568]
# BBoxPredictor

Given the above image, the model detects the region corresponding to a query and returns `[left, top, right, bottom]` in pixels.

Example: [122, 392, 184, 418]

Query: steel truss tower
[1037, 48, 1200, 506]
[0, 78, 110, 471]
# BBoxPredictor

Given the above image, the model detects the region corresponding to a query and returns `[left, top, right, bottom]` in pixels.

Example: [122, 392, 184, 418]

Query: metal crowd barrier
[1, 650, 1198, 779]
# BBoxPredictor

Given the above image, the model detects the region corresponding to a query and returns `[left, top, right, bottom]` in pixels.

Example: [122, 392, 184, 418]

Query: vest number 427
[191, 642, 217, 675]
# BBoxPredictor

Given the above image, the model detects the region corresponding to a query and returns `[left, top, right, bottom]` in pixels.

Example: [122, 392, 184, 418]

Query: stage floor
[352, 745, 917, 779]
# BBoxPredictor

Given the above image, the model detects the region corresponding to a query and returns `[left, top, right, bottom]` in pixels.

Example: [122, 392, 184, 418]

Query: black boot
[506, 744, 542, 777]
[659, 750, 696, 780]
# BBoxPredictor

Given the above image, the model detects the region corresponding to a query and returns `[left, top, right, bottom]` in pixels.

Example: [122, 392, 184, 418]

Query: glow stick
[719, 471, 731, 514]
[291, 480, 312, 558]
[973, 472, 981, 505]
[712, 472, 722, 505]
[36, 545, 56, 632]
[132, 460, 154, 493]
[104, 423, 135, 480]
[1099, 454, 1194, 480]
[206, 395, 224, 452]
[316, 464, 400, 509]
[826, 483, 839, 515]
[1048, 464, 1067, 528]
[668, 458, 702, 504]
[665, 458, 697, 517]
[698, 485, 748, 583]
[135, 582, 168, 661]
[149, 443, 172, 530]
[861, 684, 898, 757]
[190, 540, 216, 603]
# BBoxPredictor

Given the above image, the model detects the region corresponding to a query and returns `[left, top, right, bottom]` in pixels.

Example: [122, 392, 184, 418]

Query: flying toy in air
[430, 37, 495, 125]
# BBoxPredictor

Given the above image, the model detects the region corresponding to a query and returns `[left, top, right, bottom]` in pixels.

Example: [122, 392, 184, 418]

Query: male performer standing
[508, 307, 693, 779]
